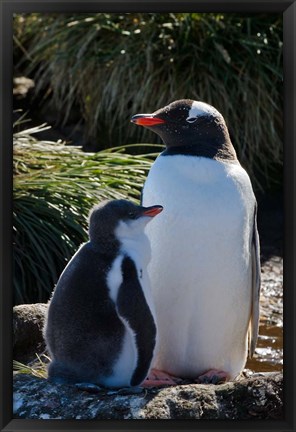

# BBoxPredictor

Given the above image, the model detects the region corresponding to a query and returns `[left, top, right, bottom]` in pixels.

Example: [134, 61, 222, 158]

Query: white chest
[143, 155, 255, 257]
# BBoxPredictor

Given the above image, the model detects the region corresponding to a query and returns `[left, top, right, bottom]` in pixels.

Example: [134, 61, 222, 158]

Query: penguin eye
[128, 212, 137, 220]
[186, 116, 198, 123]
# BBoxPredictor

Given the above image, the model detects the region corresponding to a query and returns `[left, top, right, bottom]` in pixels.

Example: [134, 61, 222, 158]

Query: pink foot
[195, 369, 229, 385]
[141, 368, 183, 387]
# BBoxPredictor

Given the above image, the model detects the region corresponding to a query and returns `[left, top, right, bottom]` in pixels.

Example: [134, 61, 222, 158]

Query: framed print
[1, 1, 295, 431]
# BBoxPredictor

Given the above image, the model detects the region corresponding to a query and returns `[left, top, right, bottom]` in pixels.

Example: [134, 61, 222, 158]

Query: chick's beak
[131, 114, 165, 127]
[141, 205, 163, 217]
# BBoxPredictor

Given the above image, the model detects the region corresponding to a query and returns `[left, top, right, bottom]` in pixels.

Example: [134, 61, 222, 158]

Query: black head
[131, 99, 236, 161]
[88, 199, 163, 246]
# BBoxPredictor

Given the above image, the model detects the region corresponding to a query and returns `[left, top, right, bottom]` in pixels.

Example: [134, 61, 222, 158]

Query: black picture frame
[1, 1, 295, 431]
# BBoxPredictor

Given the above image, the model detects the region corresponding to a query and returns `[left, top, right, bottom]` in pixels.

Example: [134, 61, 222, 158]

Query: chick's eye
[128, 212, 137, 219]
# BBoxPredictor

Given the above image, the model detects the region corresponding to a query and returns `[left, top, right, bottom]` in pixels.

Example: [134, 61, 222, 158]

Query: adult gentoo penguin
[44, 199, 163, 388]
[131, 99, 261, 383]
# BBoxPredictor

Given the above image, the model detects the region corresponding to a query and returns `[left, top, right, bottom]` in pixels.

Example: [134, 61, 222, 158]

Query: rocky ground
[13, 372, 282, 420]
[260, 256, 283, 328]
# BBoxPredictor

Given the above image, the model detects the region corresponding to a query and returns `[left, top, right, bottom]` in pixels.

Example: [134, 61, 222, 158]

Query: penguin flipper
[249, 203, 261, 358]
[116, 256, 157, 386]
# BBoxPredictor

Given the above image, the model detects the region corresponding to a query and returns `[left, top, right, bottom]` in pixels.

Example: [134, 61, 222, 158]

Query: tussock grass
[13, 122, 159, 304]
[13, 354, 49, 379]
[14, 13, 283, 191]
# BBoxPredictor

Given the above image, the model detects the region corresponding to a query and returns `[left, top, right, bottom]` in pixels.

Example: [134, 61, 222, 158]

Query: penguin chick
[44, 199, 163, 388]
[131, 99, 261, 384]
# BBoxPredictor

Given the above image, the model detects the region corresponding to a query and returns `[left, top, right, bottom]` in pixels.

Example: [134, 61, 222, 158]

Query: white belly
[142, 155, 255, 379]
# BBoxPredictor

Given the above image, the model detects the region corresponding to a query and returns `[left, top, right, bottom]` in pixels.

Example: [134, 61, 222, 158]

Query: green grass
[13, 121, 160, 304]
[14, 13, 283, 192]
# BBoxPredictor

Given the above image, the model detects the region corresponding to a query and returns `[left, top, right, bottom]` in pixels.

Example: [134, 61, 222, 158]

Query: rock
[13, 303, 48, 363]
[13, 372, 283, 420]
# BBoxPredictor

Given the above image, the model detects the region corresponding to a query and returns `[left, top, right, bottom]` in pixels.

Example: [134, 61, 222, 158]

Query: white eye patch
[189, 101, 221, 118]
[186, 116, 198, 123]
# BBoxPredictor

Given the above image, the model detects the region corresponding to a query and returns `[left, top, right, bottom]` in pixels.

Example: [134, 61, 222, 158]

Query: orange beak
[131, 115, 165, 127]
[141, 205, 163, 217]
